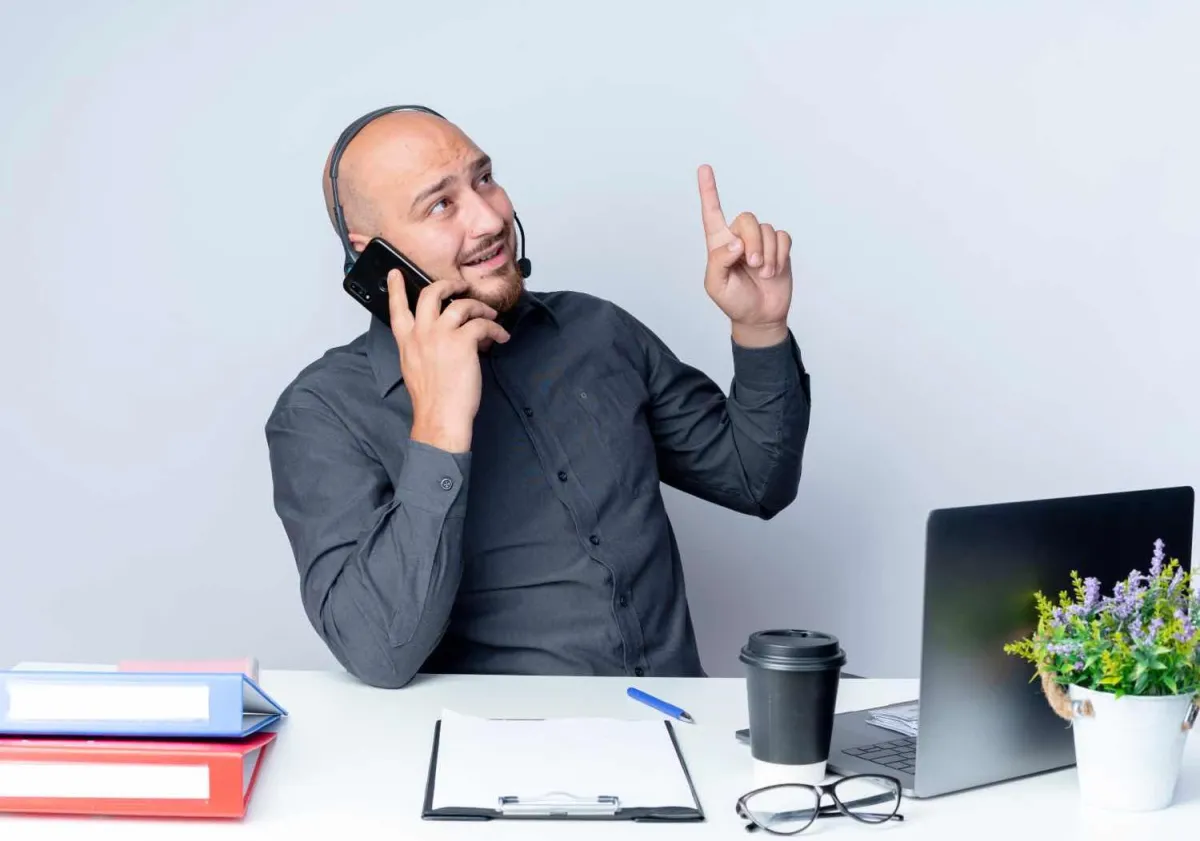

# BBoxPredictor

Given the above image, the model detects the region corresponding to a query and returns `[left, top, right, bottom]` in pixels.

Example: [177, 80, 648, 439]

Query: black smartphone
[342, 237, 449, 322]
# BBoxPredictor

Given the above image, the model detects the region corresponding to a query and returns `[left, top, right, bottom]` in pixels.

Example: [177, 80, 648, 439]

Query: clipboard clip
[498, 791, 620, 816]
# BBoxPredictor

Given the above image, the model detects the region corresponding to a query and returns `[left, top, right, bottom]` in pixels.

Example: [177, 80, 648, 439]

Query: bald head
[323, 111, 462, 237]
[321, 108, 524, 313]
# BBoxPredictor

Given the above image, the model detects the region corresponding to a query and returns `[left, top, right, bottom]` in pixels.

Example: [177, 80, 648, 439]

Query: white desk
[2, 669, 1199, 839]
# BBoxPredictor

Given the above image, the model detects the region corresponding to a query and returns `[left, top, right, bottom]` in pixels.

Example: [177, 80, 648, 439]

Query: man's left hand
[697, 164, 792, 347]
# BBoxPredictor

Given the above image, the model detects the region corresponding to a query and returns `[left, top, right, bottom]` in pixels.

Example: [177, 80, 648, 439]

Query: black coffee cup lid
[739, 629, 847, 672]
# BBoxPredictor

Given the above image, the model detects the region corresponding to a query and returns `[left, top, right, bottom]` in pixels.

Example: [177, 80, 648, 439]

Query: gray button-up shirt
[265, 290, 811, 688]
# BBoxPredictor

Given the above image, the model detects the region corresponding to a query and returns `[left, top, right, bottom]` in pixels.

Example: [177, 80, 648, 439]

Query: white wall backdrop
[1, 0, 1197, 679]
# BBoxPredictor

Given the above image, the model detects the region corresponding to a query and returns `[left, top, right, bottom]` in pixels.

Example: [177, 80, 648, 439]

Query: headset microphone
[328, 104, 531, 280]
[513, 212, 532, 279]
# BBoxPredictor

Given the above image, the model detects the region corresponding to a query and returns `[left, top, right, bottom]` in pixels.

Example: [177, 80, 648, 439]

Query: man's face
[343, 114, 524, 314]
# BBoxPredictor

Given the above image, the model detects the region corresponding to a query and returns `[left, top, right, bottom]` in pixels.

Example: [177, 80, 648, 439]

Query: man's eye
[430, 198, 449, 214]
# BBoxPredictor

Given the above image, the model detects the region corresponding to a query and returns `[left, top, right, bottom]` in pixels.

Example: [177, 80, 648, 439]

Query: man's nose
[463, 191, 505, 237]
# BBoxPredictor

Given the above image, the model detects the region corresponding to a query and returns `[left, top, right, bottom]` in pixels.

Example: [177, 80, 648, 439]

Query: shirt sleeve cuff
[393, 439, 472, 518]
[731, 330, 806, 391]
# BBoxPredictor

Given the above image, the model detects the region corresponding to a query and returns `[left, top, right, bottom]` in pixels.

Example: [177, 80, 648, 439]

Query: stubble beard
[462, 229, 524, 314]
[475, 264, 524, 313]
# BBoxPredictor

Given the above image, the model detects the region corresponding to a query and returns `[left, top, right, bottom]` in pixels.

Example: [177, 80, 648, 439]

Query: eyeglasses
[735, 774, 904, 835]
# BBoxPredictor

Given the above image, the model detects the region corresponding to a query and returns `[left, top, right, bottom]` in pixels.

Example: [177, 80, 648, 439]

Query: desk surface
[2, 669, 1198, 839]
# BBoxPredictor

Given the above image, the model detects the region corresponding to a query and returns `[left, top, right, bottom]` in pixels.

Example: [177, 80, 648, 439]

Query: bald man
[265, 108, 811, 688]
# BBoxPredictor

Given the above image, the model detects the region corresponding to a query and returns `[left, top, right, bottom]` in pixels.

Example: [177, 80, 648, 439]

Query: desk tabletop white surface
[2, 669, 1199, 839]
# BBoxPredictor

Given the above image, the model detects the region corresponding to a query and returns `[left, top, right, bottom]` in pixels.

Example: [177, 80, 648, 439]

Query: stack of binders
[0, 658, 287, 819]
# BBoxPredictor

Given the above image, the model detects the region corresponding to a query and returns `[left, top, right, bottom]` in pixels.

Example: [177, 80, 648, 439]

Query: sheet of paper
[431, 709, 697, 812]
[866, 702, 919, 738]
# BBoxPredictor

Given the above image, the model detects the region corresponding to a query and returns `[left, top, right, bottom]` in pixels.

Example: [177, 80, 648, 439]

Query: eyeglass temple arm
[818, 809, 905, 822]
[830, 791, 901, 810]
[762, 804, 903, 823]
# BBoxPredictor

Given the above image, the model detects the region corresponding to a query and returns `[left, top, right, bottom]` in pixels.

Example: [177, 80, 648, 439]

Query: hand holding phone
[388, 273, 512, 452]
[342, 237, 509, 452]
[343, 237, 453, 323]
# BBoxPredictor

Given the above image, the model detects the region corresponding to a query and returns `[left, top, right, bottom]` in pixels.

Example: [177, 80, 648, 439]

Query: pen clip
[498, 791, 620, 816]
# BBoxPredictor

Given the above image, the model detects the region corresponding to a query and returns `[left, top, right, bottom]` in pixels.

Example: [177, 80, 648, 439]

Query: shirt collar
[367, 290, 560, 397]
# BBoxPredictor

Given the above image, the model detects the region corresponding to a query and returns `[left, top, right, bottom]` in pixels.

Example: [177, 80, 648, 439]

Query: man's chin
[463, 265, 524, 313]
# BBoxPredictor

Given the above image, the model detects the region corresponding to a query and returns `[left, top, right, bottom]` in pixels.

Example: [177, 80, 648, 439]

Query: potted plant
[1004, 539, 1200, 811]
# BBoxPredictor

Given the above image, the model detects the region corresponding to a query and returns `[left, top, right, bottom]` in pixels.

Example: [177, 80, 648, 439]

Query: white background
[1, 0, 1196, 679]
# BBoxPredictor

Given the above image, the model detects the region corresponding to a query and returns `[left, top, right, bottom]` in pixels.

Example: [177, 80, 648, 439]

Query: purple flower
[1068, 576, 1103, 619]
[1130, 616, 1166, 647]
[1073, 659, 1085, 671]
[1169, 566, 1183, 594]
[1046, 641, 1081, 657]
[1104, 579, 1141, 622]
[1129, 618, 1145, 645]
[1151, 539, 1166, 576]
[1175, 608, 1196, 645]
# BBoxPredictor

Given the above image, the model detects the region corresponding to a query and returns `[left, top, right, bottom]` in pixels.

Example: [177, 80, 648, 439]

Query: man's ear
[347, 232, 371, 254]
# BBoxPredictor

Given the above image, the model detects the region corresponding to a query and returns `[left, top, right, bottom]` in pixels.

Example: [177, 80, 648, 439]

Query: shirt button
[439, 477, 454, 491]
[618, 594, 628, 607]
[634, 667, 645, 677]
[557, 470, 568, 482]
[523, 407, 534, 417]
[589, 534, 600, 546]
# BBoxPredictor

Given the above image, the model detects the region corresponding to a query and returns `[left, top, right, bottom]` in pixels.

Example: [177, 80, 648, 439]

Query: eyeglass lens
[743, 785, 819, 833]
[831, 775, 901, 821]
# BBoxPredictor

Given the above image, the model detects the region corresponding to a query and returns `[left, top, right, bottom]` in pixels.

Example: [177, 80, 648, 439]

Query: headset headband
[328, 104, 529, 278]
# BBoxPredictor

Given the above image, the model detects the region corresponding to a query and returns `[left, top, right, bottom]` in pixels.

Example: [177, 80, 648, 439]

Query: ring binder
[498, 792, 620, 816]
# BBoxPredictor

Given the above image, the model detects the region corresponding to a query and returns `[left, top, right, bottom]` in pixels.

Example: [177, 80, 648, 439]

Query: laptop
[824, 485, 1195, 798]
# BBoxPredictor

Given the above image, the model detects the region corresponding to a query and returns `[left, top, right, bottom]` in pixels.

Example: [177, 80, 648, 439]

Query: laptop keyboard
[842, 737, 916, 775]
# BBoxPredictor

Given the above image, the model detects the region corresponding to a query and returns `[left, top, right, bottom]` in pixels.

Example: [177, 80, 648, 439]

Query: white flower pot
[1067, 684, 1197, 811]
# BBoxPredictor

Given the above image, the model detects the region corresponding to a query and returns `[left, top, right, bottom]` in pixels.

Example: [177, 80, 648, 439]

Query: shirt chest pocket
[573, 369, 658, 496]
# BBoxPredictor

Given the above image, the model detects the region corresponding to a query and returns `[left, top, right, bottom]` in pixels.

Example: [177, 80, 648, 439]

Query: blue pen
[627, 686, 695, 724]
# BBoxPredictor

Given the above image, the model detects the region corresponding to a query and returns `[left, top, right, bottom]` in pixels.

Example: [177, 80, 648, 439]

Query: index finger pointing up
[697, 164, 728, 237]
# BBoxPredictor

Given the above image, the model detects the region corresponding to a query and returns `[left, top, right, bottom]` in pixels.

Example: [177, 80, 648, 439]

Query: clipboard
[421, 712, 705, 822]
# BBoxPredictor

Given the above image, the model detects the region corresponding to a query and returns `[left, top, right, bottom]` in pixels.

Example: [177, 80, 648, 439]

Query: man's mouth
[462, 242, 507, 269]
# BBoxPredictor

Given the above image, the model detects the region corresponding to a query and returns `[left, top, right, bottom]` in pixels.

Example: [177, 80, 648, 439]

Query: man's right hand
[388, 270, 511, 453]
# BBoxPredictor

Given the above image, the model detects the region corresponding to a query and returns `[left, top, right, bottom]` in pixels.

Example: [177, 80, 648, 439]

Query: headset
[327, 104, 531, 279]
